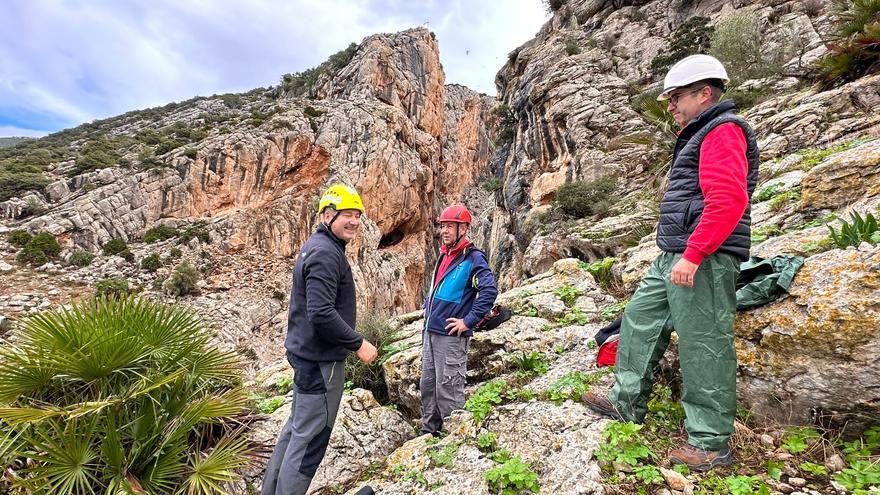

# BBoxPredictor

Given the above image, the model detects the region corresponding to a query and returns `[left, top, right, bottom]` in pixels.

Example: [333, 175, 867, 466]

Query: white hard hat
[658, 54, 729, 101]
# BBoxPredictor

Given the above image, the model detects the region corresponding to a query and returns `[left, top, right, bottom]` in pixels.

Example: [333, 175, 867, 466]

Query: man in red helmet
[420, 204, 498, 435]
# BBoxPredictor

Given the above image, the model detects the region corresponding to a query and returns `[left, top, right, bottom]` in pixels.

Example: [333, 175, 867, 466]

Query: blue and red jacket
[424, 242, 498, 337]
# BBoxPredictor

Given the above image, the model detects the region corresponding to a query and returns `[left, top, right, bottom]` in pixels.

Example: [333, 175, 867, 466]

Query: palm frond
[180, 434, 251, 495]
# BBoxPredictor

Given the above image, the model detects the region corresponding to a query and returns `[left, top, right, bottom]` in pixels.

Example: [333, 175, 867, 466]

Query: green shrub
[179, 221, 210, 245]
[484, 456, 540, 494]
[709, 9, 781, 83]
[75, 137, 122, 173]
[565, 39, 581, 56]
[143, 224, 179, 243]
[488, 104, 516, 145]
[94, 278, 130, 298]
[141, 253, 162, 272]
[280, 43, 358, 96]
[102, 238, 129, 257]
[0, 171, 50, 202]
[817, 0, 880, 88]
[828, 210, 880, 248]
[15, 245, 48, 266]
[555, 177, 617, 218]
[581, 257, 616, 289]
[183, 148, 198, 159]
[164, 261, 200, 297]
[344, 312, 399, 404]
[482, 177, 503, 192]
[650, 16, 714, 78]
[6, 229, 32, 248]
[0, 296, 249, 494]
[68, 250, 95, 267]
[477, 432, 498, 452]
[27, 232, 61, 258]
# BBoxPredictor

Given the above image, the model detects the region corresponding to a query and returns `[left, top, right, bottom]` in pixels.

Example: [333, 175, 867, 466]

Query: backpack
[474, 305, 512, 331]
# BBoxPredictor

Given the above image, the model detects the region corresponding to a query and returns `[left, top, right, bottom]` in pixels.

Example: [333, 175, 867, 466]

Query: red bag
[596, 334, 618, 367]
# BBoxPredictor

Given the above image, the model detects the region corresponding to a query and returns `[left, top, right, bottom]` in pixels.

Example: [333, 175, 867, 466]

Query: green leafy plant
[546, 370, 608, 405]
[834, 459, 880, 491]
[488, 104, 516, 145]
[723, 474, 770, 495]
[484, 456, 540, 495]
[257, 396, 287, 414]
[68, 250, 95, 267]
[753, 183, 784, 203]
[555, 178, 618, 219]
[427, 442, 460, 468]
[565, 38, 581, 56]
[0, 296, 250, 494]
[487, 448, 513, 464]
[477, 432, 498, 452]
[465, 380, 507, 422]
[632, 465, 663, 485]
[512, 351, 550, 378]
[22, 232, 61, 262]
[799, 461, 829, 477]
[601, 300, 628, 321]
[767, 189, 801, 212]
[781, 426, 821, 454]
[554, 285, 581, 307]
[582, 257, 615, 289]
[767, 460, 784, 481]
[280, 42, 358, 97]
[595, 422, 653, 466]
[828, 211, 880, 248]
[751, 225, 783, 244]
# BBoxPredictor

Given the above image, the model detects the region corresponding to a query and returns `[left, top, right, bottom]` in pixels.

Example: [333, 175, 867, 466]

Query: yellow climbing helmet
[317, 183, 365, 214]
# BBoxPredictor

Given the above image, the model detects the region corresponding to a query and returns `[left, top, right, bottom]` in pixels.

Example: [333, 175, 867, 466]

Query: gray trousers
[261, 356, 345, 495]
[420, 330, 470, 435]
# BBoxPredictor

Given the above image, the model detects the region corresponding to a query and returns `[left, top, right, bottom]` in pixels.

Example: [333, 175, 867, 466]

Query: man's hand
[445, 318, 469, 336]
[671, 258, 699, 287]
[356, 340, 378, 364]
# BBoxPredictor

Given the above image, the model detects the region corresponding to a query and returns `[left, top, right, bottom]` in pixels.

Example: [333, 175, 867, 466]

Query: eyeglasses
[667, 86, 707, 107]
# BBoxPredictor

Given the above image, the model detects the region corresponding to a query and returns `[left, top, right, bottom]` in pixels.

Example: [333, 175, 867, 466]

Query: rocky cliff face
[3, 28, 495, 323]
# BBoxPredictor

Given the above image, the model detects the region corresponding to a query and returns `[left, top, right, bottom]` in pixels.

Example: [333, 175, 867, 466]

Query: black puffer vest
[656, 100, 760, 261]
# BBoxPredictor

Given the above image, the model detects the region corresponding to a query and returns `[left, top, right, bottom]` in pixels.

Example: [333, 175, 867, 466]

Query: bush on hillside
[68, 250, 95, 267]
[555, 177, 618, 218]
[650, 16, 714, 78]
[141, 252, 162, 272]
[344, 312, 402, 404]
[164, 261, 200, 297]
[709, 10, 784, 83]
[817, 0, 880, 88]
[143, 224, 179, 243]
[0, 296, 250, 494]
[94, 277, 131, 298]
[280, 43, 358, 97]
[6, 229, 32, 248]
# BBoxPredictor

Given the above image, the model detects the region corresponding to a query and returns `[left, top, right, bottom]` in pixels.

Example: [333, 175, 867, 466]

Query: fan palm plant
[0, 296, 252, 495]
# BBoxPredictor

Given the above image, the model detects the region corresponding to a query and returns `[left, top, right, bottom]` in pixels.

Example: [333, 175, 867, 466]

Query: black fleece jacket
[284, 223, 363, 362]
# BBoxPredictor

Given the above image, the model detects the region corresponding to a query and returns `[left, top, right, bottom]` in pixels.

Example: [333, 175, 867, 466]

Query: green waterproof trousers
[609, 251, 739, 451]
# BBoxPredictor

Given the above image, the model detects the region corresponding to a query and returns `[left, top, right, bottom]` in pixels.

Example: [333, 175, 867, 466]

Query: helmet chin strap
[450, 223, 465, 248]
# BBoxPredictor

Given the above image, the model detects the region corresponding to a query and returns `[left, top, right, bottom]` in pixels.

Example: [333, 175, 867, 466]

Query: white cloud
[0, 0, 548, 134]
[0, 126, 50, 138]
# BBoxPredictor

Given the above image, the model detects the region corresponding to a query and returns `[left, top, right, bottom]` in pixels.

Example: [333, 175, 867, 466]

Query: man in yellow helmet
[261, 184, 378, 495]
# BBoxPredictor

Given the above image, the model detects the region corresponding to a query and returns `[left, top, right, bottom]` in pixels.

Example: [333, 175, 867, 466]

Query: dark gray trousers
[420, 330, 469, 435]
[261, 356, 345, 495]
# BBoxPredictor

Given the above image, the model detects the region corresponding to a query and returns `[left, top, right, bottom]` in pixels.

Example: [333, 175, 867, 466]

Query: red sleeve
[682, 122, 749, 265]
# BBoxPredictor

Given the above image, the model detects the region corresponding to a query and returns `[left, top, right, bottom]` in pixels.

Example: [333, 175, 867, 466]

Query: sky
[0, 0, 549, 137]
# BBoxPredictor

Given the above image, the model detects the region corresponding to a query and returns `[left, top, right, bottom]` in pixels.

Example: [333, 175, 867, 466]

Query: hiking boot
[354, 486, 375, 495]
[669, 443, 733, 471]
[581, 392, 624, 421]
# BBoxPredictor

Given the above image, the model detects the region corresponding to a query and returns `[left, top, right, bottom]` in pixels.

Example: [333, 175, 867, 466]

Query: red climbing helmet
[437, 204, 472, 224]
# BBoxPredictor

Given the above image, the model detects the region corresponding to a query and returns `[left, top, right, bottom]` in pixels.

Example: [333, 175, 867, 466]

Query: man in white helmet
[583, 54, 760, 471]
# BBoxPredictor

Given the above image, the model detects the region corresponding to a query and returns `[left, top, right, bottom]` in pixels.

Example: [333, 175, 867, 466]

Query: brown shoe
[581, 392, 623, 421]
[669, 443, 732, 471]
